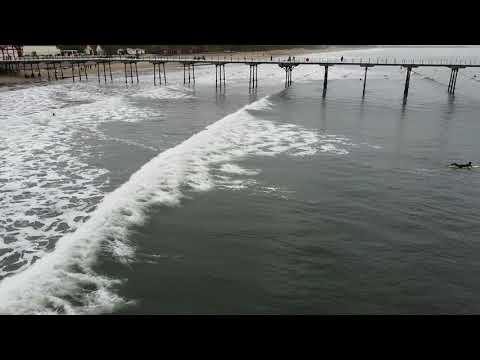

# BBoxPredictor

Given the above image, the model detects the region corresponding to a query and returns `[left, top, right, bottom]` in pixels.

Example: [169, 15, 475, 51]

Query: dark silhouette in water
[450, 161, 472, 169]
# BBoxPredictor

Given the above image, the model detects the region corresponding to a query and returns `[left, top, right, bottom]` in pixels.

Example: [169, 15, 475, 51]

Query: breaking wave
[0, 95, 353, 314]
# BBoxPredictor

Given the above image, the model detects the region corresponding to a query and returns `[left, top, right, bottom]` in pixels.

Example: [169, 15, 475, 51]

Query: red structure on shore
[0, 46, 23, 60]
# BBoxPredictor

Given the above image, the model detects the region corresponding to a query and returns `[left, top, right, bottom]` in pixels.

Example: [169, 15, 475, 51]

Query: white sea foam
[219, 164, 260, 176]
[0, 94, 353, 314]
[0, 84, 194, 280]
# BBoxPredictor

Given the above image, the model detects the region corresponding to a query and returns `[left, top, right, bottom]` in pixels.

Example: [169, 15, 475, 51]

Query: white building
[60, 49, 79, 57]
[96, 45, 105, 55]
[125, 48, 145, 55]
[0, 45, 21, 60]
[22, 46, 61, 56]
[85, 45, 94, 55]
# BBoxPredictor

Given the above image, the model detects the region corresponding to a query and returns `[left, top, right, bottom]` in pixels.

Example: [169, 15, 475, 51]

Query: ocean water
[1, 46, 480, 314]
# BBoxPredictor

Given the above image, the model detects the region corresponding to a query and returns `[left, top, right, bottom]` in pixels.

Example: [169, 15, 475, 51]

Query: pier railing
[3, 54, 480, 66]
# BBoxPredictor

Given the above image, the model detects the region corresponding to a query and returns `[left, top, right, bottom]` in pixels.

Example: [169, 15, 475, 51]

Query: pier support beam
[283, 66, 293, 87]
[103, 62, 107, 83]
[362, 66, 368, 96]
[163, 62, 166, 85]
[249, 64, 258, 88]
[448, 68, 454, 93]
[448, 68, 459, 94]
[184, 63, 194, 85]
[218, 64, 221, 88]
[153, 62, 167, 86]
[109, 62, 113, 82]
[322, 66, 329, 96]
[403, 66, 412, 98]
[158, 62, 162, 85]
[216, 64, 225, 89]
[452, 68, 459, 94]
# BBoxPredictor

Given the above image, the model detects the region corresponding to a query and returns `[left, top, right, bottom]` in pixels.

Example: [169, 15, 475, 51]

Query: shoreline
[0, 46, 374, 90]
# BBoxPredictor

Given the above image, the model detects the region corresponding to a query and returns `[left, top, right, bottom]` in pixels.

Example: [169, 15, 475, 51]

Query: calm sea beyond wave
[1, 46, 480, 314]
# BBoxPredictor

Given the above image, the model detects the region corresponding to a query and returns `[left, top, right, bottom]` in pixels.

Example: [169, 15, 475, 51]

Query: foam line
[0, 94, 353, 314]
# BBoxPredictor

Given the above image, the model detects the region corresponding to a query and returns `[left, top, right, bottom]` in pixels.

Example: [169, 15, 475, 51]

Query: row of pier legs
[448, 68, 459, 94]
[123, 62, 138, 84]
[1, 62, 464, 99]
[249, 64, 258, 88]
[153, 63, 167, 85]
[0, 62, 20, 73]
[184, 63, 196, 85]
[285, 66, 293, 87]
[97, 62, 113, 83]
[215, 64, 225, 89]
[71, 63, 89, 82]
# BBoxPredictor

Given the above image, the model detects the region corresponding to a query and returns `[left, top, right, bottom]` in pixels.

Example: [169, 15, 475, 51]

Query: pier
[1, 55, 477, 99]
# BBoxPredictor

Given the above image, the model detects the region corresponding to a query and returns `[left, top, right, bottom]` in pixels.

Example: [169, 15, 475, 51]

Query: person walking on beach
[270, 55, 273, 61]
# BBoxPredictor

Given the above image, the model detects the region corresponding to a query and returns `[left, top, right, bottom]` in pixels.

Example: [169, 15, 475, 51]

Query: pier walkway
[2, 55, 478, 98]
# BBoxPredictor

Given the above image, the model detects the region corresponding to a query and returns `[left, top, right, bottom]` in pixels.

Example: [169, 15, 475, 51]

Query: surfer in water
[450, 161, 472, 169]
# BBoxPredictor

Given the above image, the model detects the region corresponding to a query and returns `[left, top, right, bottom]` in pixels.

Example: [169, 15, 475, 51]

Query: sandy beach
[0, 46, 371, 89]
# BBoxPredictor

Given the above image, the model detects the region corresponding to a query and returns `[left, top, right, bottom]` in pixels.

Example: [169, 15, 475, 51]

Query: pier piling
[362, 66, 368, 96]
[322, 66, 329, 96]
[403, 66, 412, 98]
